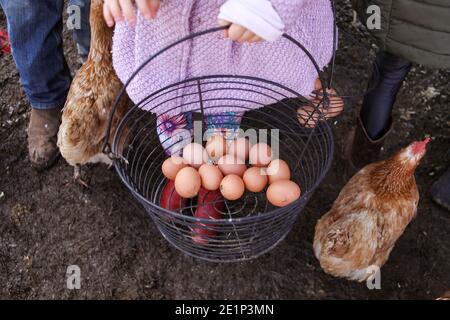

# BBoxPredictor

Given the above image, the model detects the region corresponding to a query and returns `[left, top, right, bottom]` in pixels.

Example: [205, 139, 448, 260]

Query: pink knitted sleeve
[270, 0, 307, 28]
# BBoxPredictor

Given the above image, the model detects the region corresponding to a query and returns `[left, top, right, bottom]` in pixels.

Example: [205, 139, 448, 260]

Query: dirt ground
[0, 1, 449, 300]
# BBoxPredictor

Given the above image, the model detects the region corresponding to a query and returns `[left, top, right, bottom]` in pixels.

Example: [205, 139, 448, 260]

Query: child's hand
[218, 19, 263, 43]
[103, 0, 161, 27]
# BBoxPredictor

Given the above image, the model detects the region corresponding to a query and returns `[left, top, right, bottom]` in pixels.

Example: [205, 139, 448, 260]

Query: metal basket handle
[103, 1, 338, 157]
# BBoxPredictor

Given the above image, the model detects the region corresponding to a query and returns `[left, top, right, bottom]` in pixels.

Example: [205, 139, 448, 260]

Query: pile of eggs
[161, 136, 301, 208]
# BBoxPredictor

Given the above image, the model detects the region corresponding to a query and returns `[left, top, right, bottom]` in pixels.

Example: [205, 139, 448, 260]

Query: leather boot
[28, 107, 62, 170]
[344, 114, 392, 178]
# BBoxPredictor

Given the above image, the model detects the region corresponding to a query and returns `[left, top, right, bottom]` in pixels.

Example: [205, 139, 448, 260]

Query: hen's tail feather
[315, 213, 379, 281]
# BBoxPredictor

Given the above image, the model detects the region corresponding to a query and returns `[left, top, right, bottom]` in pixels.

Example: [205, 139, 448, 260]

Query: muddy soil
[0, 1, 449, 299]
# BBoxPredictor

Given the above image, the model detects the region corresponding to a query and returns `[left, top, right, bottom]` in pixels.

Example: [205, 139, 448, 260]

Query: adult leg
[361, 51, 412, 140]
[0, 0, 70, 169]
[431, 166, 450, 211]
[345, 51, 412, 172]
[431, 150, 450, 212]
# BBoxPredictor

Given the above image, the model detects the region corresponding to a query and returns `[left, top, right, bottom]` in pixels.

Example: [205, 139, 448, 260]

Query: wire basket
[103, 26, 336, 262]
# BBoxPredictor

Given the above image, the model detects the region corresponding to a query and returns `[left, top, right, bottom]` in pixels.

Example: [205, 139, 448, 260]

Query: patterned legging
[157, 111, 244, 156]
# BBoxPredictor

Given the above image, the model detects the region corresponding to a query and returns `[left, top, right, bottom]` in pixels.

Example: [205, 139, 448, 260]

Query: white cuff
[218, 0, 285, 42]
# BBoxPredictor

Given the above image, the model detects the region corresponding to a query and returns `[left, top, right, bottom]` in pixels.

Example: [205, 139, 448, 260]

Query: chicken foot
[74, 164, 90, 188]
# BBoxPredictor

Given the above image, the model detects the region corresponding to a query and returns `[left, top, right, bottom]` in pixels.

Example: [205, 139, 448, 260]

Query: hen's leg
[74, 164, 89, 188]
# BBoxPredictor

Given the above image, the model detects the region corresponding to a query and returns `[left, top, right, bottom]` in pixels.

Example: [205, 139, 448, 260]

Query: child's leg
[157, 111, 244, 156]
[157, 112, 193, 156]
[361, 51, 412, 140]
[204, 112, 244, 142]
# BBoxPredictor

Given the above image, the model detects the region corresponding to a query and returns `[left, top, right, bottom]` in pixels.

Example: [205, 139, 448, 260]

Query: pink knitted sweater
[112, 0, 335, 115]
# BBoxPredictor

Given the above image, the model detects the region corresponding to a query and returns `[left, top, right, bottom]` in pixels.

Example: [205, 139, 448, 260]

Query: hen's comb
[411, 137, 430, 155]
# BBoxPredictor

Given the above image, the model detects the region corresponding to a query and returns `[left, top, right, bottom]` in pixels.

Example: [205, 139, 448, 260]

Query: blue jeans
[0, 0, 91, 110]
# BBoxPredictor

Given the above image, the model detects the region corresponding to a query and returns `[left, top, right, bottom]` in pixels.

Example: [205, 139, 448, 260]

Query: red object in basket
[192, 188, 225, 244]
[160, 180, 187, 211]
[0, 29, 11, 55]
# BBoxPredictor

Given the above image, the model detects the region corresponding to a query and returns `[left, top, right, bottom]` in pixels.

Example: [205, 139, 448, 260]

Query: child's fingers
[119, 0, 136, 25]
[314, 78, 322, 91]
[149, 0, 161, 19]
[217, 21, 263, 43]
[228, 24, 246, 41]
[249, 35, 263, 43]
[137, 0, 160, 19]
[105, 0, 123, 23]
[136, 0, 152, 19]
[103, 3, 115, 27]
[218, 19, 230, 26]
[218, 19, 231, 38]
[239, 30, 255, 42]
[218, 19, 232, 30]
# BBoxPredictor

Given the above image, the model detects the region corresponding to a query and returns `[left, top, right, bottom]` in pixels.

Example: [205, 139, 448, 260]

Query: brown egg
[228, 138, 250, 161]
[217, 154, 247, 177]
[174, 167, 201, 198]
[161, 156, 188, 180]
[266, 180, 301, 207]
[183, 143, 209, 168]
[249, 143, 273, 167]
[205, 135, 227, 162]
[243, 167, 268, 193]
[220, 175, 245, 201]
[266, 159, 291, 184]
[198, 164, 223, 191]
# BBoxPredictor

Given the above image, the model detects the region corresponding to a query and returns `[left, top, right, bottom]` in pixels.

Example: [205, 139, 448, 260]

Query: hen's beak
[410, 137, 430, 156]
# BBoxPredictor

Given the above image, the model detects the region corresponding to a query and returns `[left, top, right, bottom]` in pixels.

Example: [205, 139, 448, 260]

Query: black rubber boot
[431, 167, 450, 212]
[344, 115, 392, 178]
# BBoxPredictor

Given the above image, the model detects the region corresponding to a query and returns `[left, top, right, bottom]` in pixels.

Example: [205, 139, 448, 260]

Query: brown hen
[58, 0, 130, 186]
[314, 138, 430, 281]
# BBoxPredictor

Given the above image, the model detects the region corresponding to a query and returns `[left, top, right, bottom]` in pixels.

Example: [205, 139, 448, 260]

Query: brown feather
[58, 0, 130, 167]
[314, 143, 426, 282]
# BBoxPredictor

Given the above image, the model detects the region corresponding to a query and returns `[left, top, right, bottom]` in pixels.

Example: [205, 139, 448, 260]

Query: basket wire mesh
[103, 23, 337, 262]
